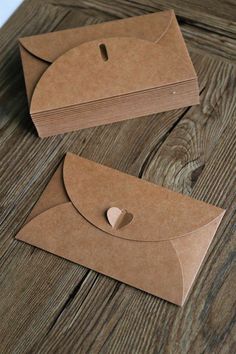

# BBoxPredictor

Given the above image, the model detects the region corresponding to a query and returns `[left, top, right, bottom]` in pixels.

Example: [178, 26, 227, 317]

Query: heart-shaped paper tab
[106, 207, 133, 230]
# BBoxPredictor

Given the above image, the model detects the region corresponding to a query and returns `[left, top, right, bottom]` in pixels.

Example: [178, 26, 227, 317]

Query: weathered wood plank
[43, 2, 236, 62]
[48, 0, 236, 35]
[181, 23, 236, 62]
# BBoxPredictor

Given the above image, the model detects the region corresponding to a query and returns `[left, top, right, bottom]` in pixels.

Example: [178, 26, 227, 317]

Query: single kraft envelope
[16, 153, 225, 306]
[18, 10, 198, 111]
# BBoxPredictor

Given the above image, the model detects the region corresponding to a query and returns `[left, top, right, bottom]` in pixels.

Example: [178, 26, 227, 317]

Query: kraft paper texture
[16, 153, 225, 306]
[19, 10, 199, 137]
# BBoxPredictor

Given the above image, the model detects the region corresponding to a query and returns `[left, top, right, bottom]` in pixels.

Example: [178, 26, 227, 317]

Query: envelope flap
[19, 10, 174, 63]
[30, 35, 196, 113]
[63, 153, 225, 242]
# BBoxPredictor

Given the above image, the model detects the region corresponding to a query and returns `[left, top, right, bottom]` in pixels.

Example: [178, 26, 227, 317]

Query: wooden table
[0, 1, 235, 353]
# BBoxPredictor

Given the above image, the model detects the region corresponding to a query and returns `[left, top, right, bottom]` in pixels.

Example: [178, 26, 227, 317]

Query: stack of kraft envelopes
[19, 10, 199, 138]
[16, 10, 227, 307]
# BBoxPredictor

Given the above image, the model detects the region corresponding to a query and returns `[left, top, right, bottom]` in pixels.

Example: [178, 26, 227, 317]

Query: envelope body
[19, 10, 199, 137]
[16, 153, 225, 306]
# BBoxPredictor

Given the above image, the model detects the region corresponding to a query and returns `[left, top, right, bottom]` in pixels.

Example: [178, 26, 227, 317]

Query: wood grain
[46, 0, 236, 63]
[53, 4, 236, 63]
[0, 1, 235, 353]
[49, 0, 236, 35]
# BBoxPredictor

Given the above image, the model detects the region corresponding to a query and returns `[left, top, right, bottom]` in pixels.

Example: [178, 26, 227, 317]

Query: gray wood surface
[0, 1, 235, 353]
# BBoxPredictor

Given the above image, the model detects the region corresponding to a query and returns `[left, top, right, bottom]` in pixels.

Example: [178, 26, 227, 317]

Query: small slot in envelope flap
[30, 36, 196, 113]
[19, 10, 174, 63]
[63, 153, 225, 242]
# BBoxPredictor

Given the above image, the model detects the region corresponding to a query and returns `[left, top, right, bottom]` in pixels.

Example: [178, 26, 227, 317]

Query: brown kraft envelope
[18, 10, 199, 137]
[16, 153, 225, 306]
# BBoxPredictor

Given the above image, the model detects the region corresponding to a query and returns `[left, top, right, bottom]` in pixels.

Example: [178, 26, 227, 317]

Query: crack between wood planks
[46, 269, 91, 335]
[83, 283, 128, 354]
[87, 303, 125, 354]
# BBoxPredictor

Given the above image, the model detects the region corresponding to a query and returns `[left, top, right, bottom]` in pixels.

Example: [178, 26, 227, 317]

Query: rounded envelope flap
[63, 153, 224, 242]
[30, 35, 195, 113]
